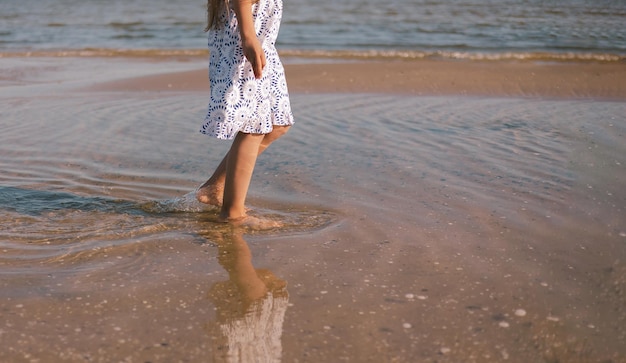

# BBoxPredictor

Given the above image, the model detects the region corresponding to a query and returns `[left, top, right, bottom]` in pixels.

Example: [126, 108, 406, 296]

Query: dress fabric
[200, 0, 294, 140]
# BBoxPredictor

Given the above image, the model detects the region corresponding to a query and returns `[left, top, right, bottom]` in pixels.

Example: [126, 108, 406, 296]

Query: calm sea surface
[1, 0, 625, 61]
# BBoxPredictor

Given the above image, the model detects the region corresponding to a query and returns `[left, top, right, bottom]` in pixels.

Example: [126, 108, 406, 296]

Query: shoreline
[87, 59, 626, 100]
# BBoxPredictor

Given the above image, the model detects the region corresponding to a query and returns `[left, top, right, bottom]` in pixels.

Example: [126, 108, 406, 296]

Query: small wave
[109, 21, 145, 28]
[248, 207, 336, 235]
[0, 48, 208, 58]
[0, 186, 336, 276]
[141, 191, 217, 214]
[0, 186, 138, 216]
[1, 47, 623, 63]
[112, 34, 156, 40]
[140, 192, 336, 234]
[280, 49, 626, 63]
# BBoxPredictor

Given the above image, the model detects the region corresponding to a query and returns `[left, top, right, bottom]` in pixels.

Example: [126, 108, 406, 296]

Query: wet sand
[1, 58, 625, 363]
[92, 59, 626, 99]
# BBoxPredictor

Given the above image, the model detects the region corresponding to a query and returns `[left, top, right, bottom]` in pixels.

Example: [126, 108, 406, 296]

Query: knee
[273, 125, 290, 138]
[261, 125, 290, 149]
[267, 125, 290, 141]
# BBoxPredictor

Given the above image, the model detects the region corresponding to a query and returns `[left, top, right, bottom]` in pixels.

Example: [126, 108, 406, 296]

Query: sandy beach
[1, 57, 625, 363]
[92, 59, 626, 99]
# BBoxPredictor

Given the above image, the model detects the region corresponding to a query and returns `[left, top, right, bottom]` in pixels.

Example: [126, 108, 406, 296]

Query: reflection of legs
[197, 126, 290, 207]
[216, 232, 268, 302]
[206, 229, 288, 362]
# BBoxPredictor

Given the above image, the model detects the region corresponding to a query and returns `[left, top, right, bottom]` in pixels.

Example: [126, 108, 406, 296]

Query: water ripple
[0, 186, 335, 275]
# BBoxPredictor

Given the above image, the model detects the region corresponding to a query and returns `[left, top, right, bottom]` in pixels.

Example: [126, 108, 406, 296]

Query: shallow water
[1, 64, 625, 361]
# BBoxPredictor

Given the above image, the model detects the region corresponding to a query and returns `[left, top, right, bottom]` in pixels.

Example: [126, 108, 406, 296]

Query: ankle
[199, 178, 224, 190]
[219, 206, 247, 221]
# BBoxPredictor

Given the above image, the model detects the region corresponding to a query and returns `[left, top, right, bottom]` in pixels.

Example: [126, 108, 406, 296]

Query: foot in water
[222, 214, 283, 230]
[196, 184, 224, 207]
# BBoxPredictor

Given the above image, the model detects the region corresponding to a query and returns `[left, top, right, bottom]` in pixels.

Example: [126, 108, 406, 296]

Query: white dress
[200, 0, 294, 140]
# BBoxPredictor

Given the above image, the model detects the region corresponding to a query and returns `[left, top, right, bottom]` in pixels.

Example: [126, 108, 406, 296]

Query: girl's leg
[257, 125, 291, 154]
[196, 157, 227, 206]
[197, 126, 290, 206]
[220, 132, 264, 220]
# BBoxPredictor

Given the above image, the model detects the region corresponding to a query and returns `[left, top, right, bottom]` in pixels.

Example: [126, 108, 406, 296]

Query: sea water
[1, 0, 625, 61]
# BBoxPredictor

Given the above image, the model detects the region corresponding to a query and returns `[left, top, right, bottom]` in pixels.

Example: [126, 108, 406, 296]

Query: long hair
[205, 0, 261, 31]
[205, 0, 224, 31]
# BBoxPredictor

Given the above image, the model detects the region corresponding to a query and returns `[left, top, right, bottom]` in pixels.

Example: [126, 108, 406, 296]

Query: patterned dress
[200, 0, 294, 140]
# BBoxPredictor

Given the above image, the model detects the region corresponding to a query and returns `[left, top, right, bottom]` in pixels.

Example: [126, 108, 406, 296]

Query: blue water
[1, 0, 625, 61]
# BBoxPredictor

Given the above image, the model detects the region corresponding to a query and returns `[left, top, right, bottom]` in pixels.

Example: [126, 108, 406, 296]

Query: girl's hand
[233, 0, 266, 79]
[242, 37, 266, 79]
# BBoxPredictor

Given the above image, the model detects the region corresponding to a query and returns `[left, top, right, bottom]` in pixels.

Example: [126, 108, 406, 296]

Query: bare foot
[196, 184, 223, 206]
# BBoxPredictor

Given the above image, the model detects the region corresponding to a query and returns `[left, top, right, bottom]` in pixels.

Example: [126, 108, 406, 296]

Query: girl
[197, 0, 294, 223]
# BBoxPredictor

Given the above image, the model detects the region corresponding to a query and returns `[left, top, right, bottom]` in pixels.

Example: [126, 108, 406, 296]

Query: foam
[1, 48, 623, 63]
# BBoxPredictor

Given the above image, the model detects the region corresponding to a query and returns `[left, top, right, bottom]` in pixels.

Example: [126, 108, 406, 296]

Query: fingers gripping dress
[200, 0, 294, 140]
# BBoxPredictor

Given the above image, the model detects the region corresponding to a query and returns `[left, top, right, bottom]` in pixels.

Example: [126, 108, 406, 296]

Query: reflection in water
[203, 228, 289, 363]
[1, 186, 294, 361]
